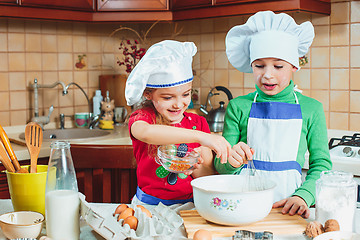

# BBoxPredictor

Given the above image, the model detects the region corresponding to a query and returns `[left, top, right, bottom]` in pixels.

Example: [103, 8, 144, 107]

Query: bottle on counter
[93, 90, 103, 116]
[45, 141, 80, 240]
[315, 170, 357, 232]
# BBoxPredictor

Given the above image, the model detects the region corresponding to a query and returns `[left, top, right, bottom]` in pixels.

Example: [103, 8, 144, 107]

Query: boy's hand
[199, 134, 231, 164]
[273, 196, 310, 219]
[228, 142, 254, 167]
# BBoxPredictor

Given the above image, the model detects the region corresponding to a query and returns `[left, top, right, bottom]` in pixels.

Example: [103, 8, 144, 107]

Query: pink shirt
[128, 107, 210, 201]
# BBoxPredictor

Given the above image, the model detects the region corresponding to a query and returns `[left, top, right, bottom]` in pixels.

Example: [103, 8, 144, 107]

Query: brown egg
[113, 204, 128, 216]
[193, 229, 212, 240]
[136, 205, 152, 218]
[123, 216, 138, 230]
[117, 207, 134, 221]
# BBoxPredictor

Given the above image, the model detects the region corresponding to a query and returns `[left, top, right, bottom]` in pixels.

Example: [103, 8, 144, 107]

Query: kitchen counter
[0, 198, 359, 240]
[3, 123, 132, 161]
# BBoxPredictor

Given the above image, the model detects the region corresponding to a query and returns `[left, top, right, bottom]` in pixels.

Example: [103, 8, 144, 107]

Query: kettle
[200, 86, 233, 132]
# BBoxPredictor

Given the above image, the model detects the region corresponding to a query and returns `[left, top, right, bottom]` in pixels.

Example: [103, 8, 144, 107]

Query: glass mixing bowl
[155, 144, 200, 173]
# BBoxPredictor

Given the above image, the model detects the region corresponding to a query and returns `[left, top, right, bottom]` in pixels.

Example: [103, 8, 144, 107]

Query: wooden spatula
[25, 122, 43, 173]
[0, 140, 15, 173]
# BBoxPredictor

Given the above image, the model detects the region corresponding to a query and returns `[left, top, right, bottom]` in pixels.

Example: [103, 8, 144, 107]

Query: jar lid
[317, 170, 356, 187]
[50, 141, 70, 149]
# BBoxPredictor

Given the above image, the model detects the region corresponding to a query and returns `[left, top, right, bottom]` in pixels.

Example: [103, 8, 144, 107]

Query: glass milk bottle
[45, 141, 80, 240]
[316, 170, 357, 232]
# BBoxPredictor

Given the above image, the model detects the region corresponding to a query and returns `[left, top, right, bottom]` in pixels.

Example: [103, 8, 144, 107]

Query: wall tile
[330, 90, 349, 111]
[0, 33, 8, 52]
[10, 91, 26, 110]
[330, 47, 349, 68]
[351, 1, 360, 23]
[330, 24, 349, 46]
[330, 69, 349, 90]
[200, 34, 214, 51]
[350, 46, 360, 68]
[26, 53, 42, 71]
[8, 33, 25, 52]
[41, 22, 56, 34]
[88, 71, 101, 88]
[58, 35, 73, 52]
[229, 69, 243, 88]
[41, 35, 57, 52]
[0, 73, 9, 91]
[9, 72, 26, 91]
[59, 89, 73, 107]
[350, 23, 360, 45]
[0, 53, 8, 72]
[311, 47, 329, 68]
[25, 20, 41, 33]
[8, 19, 24, 33]
[350, 91, 360, 112]
[73, 23, 87, 35]
[244, 73, 254, 88]
[25, 34, 41, 52]
[57, 22, 72, 35]
[43, 89, 59, 108]
[312, 14, 330, 25]
[74, 88, 88, 106]
[330, 112, 349, 130]
[331, 2, 350, 24]
[214, 17, 229, 33]
[10, 110, 27, 126]
[200, 69, 214, 88]
[74, 71, 88, 88]
[214, 51, 228, 69]
[0, 92, 9, 110]
[200, 51, 214, 70]
[294, 69, 310, 89]
[73, 35, 87, 52]
[58, 71, 73, 85]
[350, 69, 360, 90]
[349, 113, 360, 132]
[0, 111, 10, 126]
[200, 18, 214, 33]
[214, 69, 228, 87]
[88, 36, 101, 53]
[58, 53, 73, 71]
[8, 53, 25, 71]
[0, 19, 7, 32]
[313, 25, 330, 47]
[311, 69, 330, 89]
[42, 53, 58, 71]
[214, 32, 226, 51]
[311, 90, 329, 111]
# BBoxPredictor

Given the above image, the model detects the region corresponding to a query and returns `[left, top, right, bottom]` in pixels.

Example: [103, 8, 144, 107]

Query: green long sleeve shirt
[214, 81, 332, 206]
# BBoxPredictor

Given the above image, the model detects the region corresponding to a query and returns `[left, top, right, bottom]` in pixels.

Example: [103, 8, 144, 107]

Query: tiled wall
[0, 0, 359, 131]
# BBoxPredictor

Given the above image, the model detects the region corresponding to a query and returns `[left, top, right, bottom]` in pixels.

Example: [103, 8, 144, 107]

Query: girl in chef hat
[215, 11, 332, 218]
[125, 40, 231, 206]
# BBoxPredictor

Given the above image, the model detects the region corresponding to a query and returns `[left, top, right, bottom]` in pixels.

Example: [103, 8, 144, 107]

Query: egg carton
[79, 193, 183, 240]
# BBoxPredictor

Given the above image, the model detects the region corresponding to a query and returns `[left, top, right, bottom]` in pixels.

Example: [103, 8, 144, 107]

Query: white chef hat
[125, 40, 197, 106]
[226, 11, 314, 73]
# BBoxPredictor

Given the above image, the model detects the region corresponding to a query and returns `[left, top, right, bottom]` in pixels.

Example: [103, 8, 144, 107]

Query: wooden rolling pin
[0, 140, 15, 172]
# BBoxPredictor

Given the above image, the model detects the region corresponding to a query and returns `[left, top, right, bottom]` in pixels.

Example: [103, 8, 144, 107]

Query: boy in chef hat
[215, 11, 332, 218]
[125, 40, 231, 205]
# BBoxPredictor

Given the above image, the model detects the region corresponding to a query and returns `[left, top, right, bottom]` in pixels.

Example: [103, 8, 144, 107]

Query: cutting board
[180, 208, 308, 238]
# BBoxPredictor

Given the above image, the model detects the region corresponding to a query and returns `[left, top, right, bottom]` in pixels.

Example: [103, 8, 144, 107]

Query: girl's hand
[198, 134, 231, 164]
[183, 147, 204, 176]
[273, 196, 310, 219]
[228, 142, 254, 167]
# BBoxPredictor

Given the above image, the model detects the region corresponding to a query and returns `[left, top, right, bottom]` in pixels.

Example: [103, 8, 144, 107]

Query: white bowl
[314, 231, 360, 240]
[191, 175, 276, 226]
[0, 211, 44, 239]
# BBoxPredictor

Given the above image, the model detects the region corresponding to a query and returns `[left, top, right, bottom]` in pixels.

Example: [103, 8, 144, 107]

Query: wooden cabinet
[0, 0, 17, 4]
[171, 0, 211, 10]
[71, 144, 137, 204]
[98, 0, 168, 11]
[20, 0, 95, 11]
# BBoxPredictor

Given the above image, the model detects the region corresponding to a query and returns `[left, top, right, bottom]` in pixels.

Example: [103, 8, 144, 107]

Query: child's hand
[198, 134, 231, 164]
[183, 147, 204, 176]
[273, 196, 310, 219]
[228, 142, 254, 167]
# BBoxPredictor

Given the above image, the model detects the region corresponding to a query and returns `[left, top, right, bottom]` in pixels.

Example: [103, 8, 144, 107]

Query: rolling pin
[0, 124, 22, 171]
[0, 140, 15, 172]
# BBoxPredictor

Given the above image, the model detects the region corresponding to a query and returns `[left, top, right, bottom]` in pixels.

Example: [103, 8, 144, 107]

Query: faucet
[30, 78, 67, 128]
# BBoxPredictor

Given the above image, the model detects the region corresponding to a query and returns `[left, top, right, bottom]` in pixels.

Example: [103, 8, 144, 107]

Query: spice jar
[315, 170, 357, 232]
[45, 141, 80, 240]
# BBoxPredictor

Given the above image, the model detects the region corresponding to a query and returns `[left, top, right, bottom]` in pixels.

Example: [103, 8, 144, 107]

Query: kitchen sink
[19, 128, 111, 142]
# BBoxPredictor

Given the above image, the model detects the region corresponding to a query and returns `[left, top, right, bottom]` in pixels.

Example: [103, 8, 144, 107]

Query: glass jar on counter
[315, 170, 357, 232]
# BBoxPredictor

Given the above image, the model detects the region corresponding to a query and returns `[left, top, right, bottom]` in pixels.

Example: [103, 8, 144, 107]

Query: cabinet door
[215, 0, 276, 5]
[171, 0, 212, 10]
[20, 0, 95, 11]
[98, 0, 168, 11]
[0, 0, 18, 4]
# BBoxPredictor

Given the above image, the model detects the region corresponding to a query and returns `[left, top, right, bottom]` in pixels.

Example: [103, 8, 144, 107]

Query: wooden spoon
[25, 122, 43, 173]
[0, 123, 28, 173]
[0, 141, 15, 173]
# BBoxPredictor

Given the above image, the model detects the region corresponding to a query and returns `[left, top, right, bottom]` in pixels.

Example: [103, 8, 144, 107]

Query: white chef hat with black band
[226, 11, 314, 73]
[125, 40, 197, 106]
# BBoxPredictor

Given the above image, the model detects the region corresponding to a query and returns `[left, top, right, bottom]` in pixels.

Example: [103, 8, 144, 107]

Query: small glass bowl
[155, 144, 199, 173]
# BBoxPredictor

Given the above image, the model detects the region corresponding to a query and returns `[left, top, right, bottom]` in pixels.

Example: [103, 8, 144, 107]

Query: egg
[117, 207, 134, 221]
[123, 216, 138, 230]
[136, 205, 152, 218]
[113, 204, 128, 216]
[193, 229, 212, 240]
